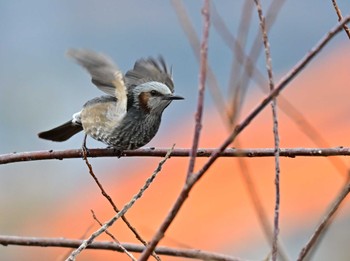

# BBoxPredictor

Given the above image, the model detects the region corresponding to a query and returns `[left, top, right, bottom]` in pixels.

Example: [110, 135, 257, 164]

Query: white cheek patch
[72, 111, 82, 124]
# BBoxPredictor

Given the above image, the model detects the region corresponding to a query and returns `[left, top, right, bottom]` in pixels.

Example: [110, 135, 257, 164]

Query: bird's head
[132, 81, 184, 115]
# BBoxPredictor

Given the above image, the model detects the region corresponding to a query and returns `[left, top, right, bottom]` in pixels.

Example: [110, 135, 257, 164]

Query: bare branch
[134, 16, 350, 260]
[0, 235, 247, 261]
[3, 147, 350, 165]
[253, 0, 281, 260]
[225, 0, 254, 100]
[65, 145, 175, 260]
[170, 13, 350, 181]
[91, 210, 137, 261]
[81, 146, 160, 260]
[331, 0, 350, 39]
[212, 0, 347, 175]
[170, 0, 228, 124]
[186, 0, 210, 180]
[236, 154, 290, 261]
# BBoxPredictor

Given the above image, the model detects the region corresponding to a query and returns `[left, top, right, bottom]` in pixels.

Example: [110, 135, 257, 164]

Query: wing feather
[67, 49, 125, 97]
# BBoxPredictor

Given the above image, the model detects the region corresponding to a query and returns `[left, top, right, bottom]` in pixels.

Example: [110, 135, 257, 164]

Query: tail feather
[38, 121, 83, 142]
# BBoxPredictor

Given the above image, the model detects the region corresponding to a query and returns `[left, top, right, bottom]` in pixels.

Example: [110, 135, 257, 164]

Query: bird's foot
[81, 135, 90, 158]
[107, 146, 124, 158]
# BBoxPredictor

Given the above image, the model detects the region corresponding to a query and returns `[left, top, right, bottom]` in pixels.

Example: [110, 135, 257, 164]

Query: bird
[38, 49, 184, 151]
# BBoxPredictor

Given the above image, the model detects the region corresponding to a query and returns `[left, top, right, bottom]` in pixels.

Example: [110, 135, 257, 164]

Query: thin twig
[297, 181, 350, 261]
[207, 14, 350, 169]
[4, 147, 350, 164]
[0, 235, 247, 261]
[81, 146, 160, 260]
[235, 155, 289, 261]
[231, 0, 286, 114]
[331, 0, 350, 39]
[136, 16, 350, 261]
[253, 1, 281, 260]
[186, 0, 210, 180]
[90, 210, 136, 261]
[211, 1, 253, 124]
[60, 222, 95, 260]
[170, 0, 228, 124]
[225, 0, 254, 100]
[227, 4, 287, 245]
[212, 0, 346, 177]
[65, 145, 175, 260]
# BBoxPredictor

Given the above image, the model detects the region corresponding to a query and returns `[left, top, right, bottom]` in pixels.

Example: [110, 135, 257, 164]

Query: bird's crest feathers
[125, 57, 174, 93]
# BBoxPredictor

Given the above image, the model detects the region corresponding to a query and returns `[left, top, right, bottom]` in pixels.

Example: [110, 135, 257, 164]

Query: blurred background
[1, 0, 350, 260]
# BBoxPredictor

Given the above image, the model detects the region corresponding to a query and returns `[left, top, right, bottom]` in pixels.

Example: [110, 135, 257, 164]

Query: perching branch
[2, 17, 347, 168]
[3, 147, 350, 165]
[0, 235, 246, 261]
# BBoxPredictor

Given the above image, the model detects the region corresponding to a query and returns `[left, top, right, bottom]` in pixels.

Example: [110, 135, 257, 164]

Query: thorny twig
[65, 145, 175, 260]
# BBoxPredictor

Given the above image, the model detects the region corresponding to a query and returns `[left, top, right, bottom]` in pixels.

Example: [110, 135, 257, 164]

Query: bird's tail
[38, 121, 83, 142]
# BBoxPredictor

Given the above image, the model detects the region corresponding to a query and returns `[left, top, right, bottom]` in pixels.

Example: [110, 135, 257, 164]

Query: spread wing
[67, 49, 125, 98]
[124, 56, 174, 93]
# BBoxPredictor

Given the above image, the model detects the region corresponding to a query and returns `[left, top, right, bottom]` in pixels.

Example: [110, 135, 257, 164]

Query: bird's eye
[150, 90, 159, 96]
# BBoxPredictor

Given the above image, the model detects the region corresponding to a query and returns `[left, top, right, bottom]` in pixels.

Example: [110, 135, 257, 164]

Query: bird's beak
[163, 94, 184, 100]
